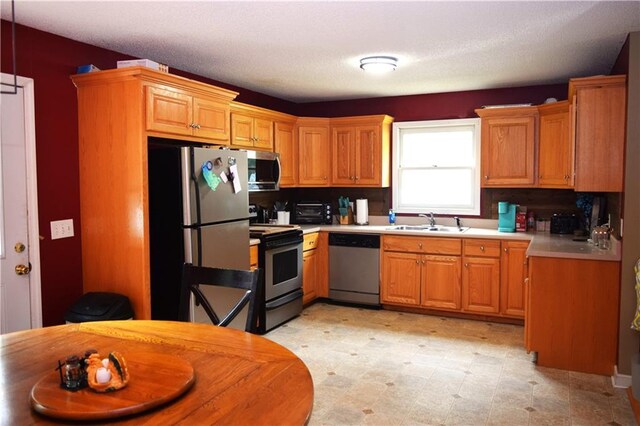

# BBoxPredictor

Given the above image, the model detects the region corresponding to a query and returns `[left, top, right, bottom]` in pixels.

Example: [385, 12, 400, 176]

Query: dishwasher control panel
[328, 233, 380, 248]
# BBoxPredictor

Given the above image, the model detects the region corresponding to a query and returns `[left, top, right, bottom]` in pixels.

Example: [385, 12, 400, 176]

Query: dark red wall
[0, 21, 572, 325]
[297, 84, 567, 119]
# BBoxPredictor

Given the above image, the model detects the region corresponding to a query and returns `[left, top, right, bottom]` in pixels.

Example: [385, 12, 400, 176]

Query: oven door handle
[265, 289, 303, 310]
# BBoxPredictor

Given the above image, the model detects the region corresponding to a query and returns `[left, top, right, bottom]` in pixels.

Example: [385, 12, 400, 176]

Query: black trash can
[64, 292, 134, 323]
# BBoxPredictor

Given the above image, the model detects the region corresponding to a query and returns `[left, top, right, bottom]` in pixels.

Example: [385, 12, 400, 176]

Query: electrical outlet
[51, 219, 74, 240]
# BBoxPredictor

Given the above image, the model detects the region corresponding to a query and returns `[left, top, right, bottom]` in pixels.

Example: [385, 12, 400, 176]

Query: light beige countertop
[297, 222, 621, 262]
[250, 238, 260, 246]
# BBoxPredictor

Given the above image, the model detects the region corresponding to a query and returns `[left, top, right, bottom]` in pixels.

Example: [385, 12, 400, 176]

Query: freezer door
[182, 147, 249, 226]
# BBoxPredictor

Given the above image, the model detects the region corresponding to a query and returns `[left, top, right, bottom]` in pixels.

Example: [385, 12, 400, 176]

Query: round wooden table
[1, 320, 314, 425]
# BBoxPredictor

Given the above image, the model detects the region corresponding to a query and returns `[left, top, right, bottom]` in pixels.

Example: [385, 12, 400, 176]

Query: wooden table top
[1, 320, 314, 425]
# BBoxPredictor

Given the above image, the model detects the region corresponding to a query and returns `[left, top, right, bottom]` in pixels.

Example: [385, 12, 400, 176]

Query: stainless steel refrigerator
[148, 142, 249, 326]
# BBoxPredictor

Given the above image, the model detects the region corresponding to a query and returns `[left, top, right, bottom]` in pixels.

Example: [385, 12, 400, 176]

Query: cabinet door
[193, 97, 230, 141]
[355, 126, 381, 185]
[381, 251, 421, 305]
[275, 122, 297, 186]
[421, 255, 461, 310]
[481, 115, 536, 187]
[253, 118, 274, 150]
[538, 102, 573, 188]
[146, 86, 193, 136]
[331, 126, 356, 185]
[462, 257, 500, 313]
[231, 113, 254, 147]
[302, 249, 318, 304]
[250, 245, 258, 271]
[574, 79, 626, 192]
[500, 241, 529, 318]
[298, 125, 330, 186]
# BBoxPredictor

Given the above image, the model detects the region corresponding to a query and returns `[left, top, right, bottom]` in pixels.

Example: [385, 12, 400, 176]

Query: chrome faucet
[419, 212, 436, 227]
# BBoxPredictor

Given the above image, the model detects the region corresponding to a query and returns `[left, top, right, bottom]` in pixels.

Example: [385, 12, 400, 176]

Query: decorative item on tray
[56, 350, 129, 393]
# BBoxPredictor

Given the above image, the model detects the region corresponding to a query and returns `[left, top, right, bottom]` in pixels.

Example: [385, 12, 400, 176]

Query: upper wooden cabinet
[297, 118, 331, 186]
[274, 121, 298, 187]
[71, 67, 238, 319]
[330, 115, 393, 187]
[230, 102, 282, 151]
[537, 101, 574, 188]
[476, 106, 538, 187]
[145, 81, 236, 143]
[569, 75, 626, 192]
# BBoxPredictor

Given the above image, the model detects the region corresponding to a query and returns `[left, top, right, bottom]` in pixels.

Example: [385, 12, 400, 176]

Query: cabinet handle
[504, 248, 508, 253]
[323, 176, 327, 180]
[189, 123, 197, 129]
[350, 176, 355, 180]
[355, 176, 359, 180]
[484, 175, 488, 180]
[194, 123, 201, 129]
[418, 243, 423, 248]
[480, 246, 485, 251]
[464, 263, 469, 267]
[421, 260, 425, 264]
[416, 260, 419, 264]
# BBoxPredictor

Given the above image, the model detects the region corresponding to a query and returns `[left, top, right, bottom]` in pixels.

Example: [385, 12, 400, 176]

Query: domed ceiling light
[359, 56, 398, 73]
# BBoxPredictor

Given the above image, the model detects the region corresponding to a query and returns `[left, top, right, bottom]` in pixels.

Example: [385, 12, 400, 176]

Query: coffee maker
[498, 201, 516, 232]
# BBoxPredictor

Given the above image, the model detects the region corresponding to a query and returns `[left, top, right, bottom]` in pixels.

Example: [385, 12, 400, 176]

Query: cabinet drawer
[383, 236, 461, 255]
[303, 232, 319, 251]
[464, 239, 501, 257]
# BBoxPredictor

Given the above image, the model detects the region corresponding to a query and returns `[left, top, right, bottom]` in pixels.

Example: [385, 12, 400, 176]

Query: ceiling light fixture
[359, 56, 398, 73]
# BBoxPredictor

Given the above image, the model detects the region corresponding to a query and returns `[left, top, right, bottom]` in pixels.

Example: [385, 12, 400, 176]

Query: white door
[0, 73, 42, 333]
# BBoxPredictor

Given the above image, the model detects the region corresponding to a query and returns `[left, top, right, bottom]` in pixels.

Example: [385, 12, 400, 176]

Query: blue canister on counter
[388, 209, 396, 224]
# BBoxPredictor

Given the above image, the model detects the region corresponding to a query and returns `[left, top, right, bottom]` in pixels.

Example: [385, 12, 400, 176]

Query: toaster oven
[291, 202, 333, 225]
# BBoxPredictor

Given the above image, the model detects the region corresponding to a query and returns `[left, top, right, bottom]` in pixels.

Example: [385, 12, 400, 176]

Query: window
[392, 118, 481, 216]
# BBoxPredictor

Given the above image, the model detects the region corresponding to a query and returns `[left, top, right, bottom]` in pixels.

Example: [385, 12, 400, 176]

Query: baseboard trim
[612, 365, 632, 388]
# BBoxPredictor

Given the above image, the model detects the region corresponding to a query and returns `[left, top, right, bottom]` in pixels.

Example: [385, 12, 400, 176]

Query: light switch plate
[51, 219, 74, 240]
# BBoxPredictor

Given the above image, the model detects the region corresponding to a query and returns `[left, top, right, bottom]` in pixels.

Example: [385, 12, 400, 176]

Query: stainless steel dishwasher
[328, 233, 380, 306]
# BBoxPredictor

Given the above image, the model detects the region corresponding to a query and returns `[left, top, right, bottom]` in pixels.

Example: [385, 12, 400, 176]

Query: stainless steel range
[249, 225, 303, 333]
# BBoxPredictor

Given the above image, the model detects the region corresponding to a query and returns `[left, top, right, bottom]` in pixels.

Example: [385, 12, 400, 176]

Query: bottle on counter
[527, 211, 536, 231]
[388, 209, 396, 225]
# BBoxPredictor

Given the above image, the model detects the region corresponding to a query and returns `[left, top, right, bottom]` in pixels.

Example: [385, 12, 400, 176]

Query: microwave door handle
[274, 156, 281, 189]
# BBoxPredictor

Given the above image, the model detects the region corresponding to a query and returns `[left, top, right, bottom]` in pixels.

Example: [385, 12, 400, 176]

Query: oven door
[264, 241, 303, 301]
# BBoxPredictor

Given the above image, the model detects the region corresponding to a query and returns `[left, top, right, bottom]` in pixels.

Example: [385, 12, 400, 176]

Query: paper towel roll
[356, 199, 368, 225]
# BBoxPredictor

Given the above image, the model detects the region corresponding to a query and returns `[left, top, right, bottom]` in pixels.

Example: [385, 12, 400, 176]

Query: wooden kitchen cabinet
[146, 85, 233, 143]
[500, 240, 529, 318]
[462, 239, 500, 314]
[381, 251, 422, 305]
[315, 232, 329, 298]
[527, 256, 620, 375]
[275, 121, 298, 187]
[250, 245, 258, 271]
[297, 118, 331, 186]
[476, 106, 538, 187]
[569, 75, 626, 192]
[381, 235, 462, 308]
[231, 113, 273, 150]
[330, 115, 393, 187]
[72, 67, 238, 319]
[302, 232, 322, 304]
[537, 101, 574, 188]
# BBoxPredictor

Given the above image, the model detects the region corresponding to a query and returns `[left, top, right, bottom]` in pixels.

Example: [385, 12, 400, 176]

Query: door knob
[15, 264, 31, 276]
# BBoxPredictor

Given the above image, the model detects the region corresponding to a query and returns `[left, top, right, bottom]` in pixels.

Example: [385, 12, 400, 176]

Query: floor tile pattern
[267, 303, 636, 426]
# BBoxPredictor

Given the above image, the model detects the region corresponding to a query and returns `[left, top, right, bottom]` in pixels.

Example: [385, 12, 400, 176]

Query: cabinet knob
[355, 176, 360, 180]
[416, 260, 419, 265]
[350, 176, 355, 180]
[464, 263, 469, 268]
[323, 176, 327, 180]
[418, 243, 423, 248]
[421, 260, 425, 265]
[194, 123, 201, 129]
[480, 246, 485, 251]
[504, 248, 508, 253]
[484, 175, 488, 180]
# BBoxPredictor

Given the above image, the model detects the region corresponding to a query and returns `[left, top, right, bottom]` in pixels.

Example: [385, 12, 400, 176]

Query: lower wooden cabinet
[500, 240, 529, 317]
[527, 256, 620, 375]
[462, 256, 500, 314]
[249, 245, 258, 271]
[302, 248, 318, 304]
[381, 235, 529, 320]
[381, 236, 462, 309]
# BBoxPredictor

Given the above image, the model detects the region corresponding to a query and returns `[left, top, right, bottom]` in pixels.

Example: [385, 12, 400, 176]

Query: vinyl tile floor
[266, 303, 636, 426]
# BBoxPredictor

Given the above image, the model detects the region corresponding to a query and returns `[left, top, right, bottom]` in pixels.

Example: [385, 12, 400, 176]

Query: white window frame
[392, 118, 481, 216]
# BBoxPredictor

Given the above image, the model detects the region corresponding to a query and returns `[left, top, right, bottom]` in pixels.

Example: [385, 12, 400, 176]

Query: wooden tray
[30, 352, 195, 421]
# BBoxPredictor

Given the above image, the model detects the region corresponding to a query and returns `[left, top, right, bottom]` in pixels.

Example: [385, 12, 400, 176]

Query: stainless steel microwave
[246, 150, 280, 192]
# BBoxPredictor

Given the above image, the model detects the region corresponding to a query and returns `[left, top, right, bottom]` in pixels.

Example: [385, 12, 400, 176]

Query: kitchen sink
[387, 225, 469, 233]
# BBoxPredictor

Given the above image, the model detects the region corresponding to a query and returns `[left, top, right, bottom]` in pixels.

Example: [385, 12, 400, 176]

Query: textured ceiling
[2, 1, 639, 102]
